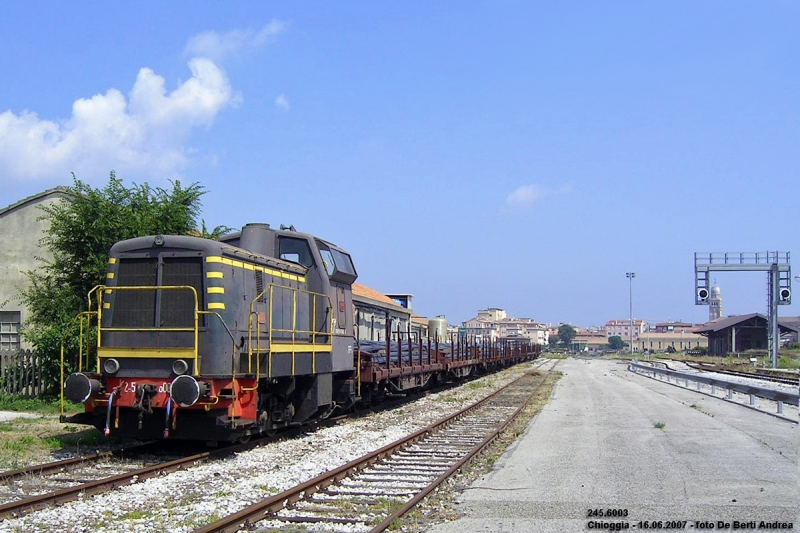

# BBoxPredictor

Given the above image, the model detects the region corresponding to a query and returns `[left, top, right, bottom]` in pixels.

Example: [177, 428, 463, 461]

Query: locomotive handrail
[95, 285, 201, 374]
[197, 310, 239, 416]
[198, 310, 238, 373]
[247, 284, 333, 382]
[59, 310, 99, 416]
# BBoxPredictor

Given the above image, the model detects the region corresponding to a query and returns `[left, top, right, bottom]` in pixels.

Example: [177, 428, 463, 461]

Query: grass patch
[438, 393, 461, 404]
[120, 509, 150, 520]
[0, 394, 82, 415]
[653, 421, 666, 429]
[253, 484, 281, 494]
[0, 415, 131, 470]
[689, 404, 700, 410]
[372, 497, 403, 513]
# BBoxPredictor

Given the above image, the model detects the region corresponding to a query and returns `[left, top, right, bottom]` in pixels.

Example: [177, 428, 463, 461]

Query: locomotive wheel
[257, 409, 281, 437]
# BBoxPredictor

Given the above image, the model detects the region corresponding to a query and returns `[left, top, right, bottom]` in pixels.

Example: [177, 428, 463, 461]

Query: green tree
[19, 172, 225, 395]
[557, 324, 577, 347]
[608, 335, 627, 350]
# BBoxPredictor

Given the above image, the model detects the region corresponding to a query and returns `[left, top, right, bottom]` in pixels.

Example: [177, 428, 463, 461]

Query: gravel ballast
[0, 360, 552, 533]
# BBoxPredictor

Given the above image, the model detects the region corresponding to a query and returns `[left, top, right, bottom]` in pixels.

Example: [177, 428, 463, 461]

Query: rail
[192, 360, 557, 533]
[628, 361, 799, 419]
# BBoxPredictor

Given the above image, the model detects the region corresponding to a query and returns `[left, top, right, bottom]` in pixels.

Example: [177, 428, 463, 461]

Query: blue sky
[2, 1, 798, 327]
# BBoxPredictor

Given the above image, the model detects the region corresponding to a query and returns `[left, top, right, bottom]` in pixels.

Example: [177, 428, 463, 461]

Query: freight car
[61, 223, 538, 442]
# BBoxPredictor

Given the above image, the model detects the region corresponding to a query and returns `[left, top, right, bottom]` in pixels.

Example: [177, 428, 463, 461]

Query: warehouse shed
[693, 313, 800, 356]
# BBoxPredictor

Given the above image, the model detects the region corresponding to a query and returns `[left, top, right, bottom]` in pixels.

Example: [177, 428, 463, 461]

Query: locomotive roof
[222, 225, 350, 255]
[109, 234, 307, 275]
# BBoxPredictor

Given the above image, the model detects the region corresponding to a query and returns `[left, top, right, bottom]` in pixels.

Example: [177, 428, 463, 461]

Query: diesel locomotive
[61, 223, 538, 442]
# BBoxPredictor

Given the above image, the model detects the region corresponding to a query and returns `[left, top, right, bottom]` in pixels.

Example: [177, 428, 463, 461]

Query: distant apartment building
[652, 321, 695, 333]
[463, 308, 549, 345]
[606, 319, 647, 343]
[571, 330, 610, 353]
[499, 317, 550, 345]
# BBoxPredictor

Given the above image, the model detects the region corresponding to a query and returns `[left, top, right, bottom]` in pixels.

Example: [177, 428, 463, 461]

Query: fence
[628, 360, 799, 421]
[0, 349, 44, 397]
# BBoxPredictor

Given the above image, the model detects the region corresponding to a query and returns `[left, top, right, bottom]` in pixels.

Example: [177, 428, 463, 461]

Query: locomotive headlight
[171, 375, 209, 407]
[64, 373, 103, 403]
[172, 359, 189, 375]
[103, 358, 120, 375]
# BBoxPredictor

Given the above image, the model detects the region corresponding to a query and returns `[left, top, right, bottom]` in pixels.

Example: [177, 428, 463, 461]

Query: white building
[463, 308, 549, 345]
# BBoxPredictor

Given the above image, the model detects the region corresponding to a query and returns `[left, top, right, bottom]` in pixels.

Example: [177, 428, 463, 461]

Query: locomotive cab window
[279, 237, 314, 268]
[317, 245, 336, 276]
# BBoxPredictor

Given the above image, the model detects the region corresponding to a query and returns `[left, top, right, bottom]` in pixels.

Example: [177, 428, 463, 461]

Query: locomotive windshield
[316, 241, 357, 284]
[330, 248, 356, 277]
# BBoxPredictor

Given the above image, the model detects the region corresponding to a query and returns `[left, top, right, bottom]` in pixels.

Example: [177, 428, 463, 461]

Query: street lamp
[626, 272, 636, 355]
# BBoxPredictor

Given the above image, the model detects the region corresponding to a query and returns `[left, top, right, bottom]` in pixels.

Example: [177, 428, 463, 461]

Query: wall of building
[606, 319, 647, 342]
[637, 332, 707, 353]
[0, 189, 66, 350]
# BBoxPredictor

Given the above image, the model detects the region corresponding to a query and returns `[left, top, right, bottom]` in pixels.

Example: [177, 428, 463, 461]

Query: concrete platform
[0, 411, 39, 422]
[426, 358, 798, 532]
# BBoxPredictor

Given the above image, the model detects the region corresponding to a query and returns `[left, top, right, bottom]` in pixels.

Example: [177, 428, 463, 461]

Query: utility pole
[626, 272, 635, 355]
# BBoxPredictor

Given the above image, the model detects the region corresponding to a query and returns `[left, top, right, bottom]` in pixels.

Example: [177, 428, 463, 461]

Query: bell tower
[709, 282, 722, 321]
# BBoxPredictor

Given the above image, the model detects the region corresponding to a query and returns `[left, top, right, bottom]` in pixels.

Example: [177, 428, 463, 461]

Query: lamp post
[626, 272, 636, 355]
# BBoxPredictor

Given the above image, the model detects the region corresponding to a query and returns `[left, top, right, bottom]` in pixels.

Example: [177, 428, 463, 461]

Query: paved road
[426, 358, 798, 532]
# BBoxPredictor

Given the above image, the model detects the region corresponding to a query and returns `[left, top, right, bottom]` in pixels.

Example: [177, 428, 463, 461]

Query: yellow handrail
[59, 310, 99, 416]
[96, 285, 200, 372]
[246, 284, 333, 385]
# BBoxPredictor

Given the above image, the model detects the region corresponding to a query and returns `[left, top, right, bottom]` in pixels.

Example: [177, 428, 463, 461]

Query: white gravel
[0, 361, 545, 533]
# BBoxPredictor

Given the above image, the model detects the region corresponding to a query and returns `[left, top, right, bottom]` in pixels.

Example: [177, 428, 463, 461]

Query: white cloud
[274, 94, 290, 110]
[504, 184, 571, 211]
[0, 58, 235, 183]
[184, 21, 285, 63]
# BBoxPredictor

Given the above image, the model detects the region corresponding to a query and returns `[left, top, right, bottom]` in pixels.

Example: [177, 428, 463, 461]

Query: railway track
[193, 360, 558, 533]
[683, 361, 799, 386]
[0, 441, 155, 487]
[0, 442, 245, 520]
[0, 363, 542, 524]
